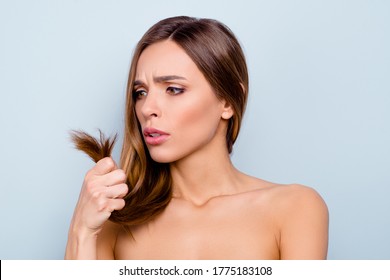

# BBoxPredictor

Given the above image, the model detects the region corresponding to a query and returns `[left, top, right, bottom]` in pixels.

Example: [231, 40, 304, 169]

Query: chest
[115, 199, 279, 259]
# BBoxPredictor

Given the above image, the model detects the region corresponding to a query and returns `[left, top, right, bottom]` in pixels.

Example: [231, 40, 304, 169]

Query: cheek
[172, 97, 222, 141]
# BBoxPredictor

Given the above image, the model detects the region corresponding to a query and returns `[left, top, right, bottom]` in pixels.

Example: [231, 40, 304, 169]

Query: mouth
[149, 133, 162, 137]
[143, 127, 170, 145]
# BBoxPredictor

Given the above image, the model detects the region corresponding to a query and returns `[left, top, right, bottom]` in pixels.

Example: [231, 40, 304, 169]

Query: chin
[148, 150, 178, 164]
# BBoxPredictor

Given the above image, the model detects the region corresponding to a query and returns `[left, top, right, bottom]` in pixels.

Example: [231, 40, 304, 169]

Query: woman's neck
[169, 145, 243, 207]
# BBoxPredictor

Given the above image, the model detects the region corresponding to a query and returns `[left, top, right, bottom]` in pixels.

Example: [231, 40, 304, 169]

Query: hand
[70, 157, 128, 238]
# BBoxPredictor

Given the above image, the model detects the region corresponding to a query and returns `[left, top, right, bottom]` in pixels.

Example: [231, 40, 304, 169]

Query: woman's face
[134, 40, 231, 163]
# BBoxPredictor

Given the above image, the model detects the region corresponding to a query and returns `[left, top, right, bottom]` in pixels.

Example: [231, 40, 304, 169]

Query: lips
[143, 127, 170, 145]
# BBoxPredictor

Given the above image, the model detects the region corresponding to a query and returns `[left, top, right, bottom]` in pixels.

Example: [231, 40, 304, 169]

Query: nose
[139, 88, 162, 119]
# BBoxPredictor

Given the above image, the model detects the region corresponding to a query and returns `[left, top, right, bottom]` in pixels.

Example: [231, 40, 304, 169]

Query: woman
[65, 16, 328, 259]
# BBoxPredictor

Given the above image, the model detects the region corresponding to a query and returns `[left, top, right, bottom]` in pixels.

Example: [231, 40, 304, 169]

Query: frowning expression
[134, 40, 232, 163]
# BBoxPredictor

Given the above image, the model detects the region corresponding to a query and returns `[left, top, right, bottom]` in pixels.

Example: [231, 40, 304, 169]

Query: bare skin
[96, 173, 328, 260]
[65, 39, 328, 260]
[80, 132, 328, 260]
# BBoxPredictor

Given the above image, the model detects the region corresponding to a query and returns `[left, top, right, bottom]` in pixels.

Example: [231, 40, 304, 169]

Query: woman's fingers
[85, 157, 126, 187]
[105, 183, 128, 199]
[72, 157, 128, 234]
[88, 157, 116, 177]
[108, 197, 126, 212]
[100, 169, 127, 187]
[93, 194, 126, 213]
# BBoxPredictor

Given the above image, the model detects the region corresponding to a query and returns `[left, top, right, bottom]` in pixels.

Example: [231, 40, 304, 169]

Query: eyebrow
[133, 75, 187, 86]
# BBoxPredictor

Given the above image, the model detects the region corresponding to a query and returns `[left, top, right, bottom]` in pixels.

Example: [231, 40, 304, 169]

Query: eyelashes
[133, 86, 185, 99]
[133, 89, 147, 99]
[166, 86, 184, 95]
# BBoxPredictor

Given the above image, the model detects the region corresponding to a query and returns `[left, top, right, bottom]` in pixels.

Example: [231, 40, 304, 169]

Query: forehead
[135, 40, 199, 80]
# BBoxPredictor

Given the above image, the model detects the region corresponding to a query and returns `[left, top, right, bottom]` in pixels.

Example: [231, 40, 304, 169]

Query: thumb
[93, 157, 118, 175]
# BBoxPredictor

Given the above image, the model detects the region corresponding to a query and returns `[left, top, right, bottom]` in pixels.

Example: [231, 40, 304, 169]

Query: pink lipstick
[143, 127, 170, 145]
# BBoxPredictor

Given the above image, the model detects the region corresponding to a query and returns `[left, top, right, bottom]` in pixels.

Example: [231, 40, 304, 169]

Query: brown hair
[72, 16, 248, 227]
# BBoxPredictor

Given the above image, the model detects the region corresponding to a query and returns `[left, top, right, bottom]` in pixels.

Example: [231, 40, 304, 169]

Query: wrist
[69, 217, 101, 237]
[65, 228, 98, 260]
[65, 223, 99, 260]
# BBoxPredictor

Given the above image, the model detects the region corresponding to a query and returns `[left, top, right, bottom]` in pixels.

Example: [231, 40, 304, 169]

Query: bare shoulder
[234, 175, 326, 216]
[272, 184, 328, 226]
[248, 181, 328, 226]
[243, 175, 327, 212]
[264, 183, 329, 259]
[240, 177, 329, 259]
[96, 220, 123, 259]
[268, 183, 327, 211]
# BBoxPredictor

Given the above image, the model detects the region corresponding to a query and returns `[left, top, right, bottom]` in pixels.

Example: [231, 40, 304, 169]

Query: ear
[221, 101, 234, 120]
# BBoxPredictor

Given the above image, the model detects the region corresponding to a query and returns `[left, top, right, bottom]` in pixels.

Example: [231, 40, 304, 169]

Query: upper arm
[278, 185, 329, 260]
[96, 220, 120, 260]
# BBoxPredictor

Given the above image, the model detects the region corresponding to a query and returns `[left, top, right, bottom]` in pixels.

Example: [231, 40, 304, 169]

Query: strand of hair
[70, 129, 117, 163]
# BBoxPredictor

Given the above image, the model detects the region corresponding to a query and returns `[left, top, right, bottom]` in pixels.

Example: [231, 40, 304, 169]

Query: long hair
[72, 16, 248, 227]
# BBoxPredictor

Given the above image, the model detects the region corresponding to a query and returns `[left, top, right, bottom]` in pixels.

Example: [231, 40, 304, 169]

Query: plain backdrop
[0, 0, 389, 259]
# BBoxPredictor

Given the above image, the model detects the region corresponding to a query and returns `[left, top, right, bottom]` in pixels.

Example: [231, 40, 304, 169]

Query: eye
[133, 89, 147, 100]
[166, 86, 184, 95]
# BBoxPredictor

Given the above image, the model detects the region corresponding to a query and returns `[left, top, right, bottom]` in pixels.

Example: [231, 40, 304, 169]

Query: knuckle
[96, 198, 108, 212]
[84, 180, 95, 192]
[90, 189, 102, 199]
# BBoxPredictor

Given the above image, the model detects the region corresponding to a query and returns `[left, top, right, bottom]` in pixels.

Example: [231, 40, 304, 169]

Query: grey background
[0, 0, 389, 259]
